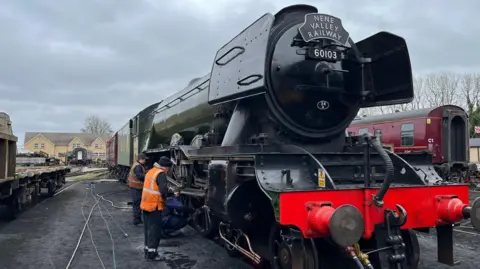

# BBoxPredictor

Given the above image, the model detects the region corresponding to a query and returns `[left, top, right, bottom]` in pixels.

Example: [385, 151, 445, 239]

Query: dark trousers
[130, 188, 142, 221]
[162, 215, 188, 234]
[143, 210, 163, 251]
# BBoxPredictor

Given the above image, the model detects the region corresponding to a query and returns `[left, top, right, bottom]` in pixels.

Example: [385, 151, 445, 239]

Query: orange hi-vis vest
[127, 162, 145, 189]
[140, 166, 166, 212]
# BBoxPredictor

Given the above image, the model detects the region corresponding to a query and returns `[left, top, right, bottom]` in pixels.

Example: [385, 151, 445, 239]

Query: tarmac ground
[0, 179, 478, 269]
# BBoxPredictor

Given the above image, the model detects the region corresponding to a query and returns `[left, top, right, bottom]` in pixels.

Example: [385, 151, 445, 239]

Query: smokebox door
[208, 13, 274, 105]
[357, 31, 414, 108]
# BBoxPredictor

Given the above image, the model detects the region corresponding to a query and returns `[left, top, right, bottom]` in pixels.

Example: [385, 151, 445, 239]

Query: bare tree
[357, 75, 428, 116]
[357, 107, 374, 117]
[410, 75, 427, 110]
[423, 72, 460, 107]
[462, 73, 480, 110]
[462, 73, 480, 137]
[81, 115, 113, 135]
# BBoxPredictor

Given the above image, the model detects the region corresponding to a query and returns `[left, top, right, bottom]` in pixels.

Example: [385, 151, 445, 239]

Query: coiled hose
[370, 137, 394, 206]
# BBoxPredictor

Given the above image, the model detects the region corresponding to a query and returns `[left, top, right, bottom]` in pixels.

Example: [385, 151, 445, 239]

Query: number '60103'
[314, 49, 337, 59]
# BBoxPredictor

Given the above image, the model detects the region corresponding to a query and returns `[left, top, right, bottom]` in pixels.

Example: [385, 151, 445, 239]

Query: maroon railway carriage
[106, 132, 118, 173]
[347, 105, 470, 182]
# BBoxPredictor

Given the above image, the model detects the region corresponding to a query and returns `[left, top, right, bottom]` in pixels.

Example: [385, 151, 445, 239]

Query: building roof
[470, 138, 480, 147]
[24, 132, 110, 146]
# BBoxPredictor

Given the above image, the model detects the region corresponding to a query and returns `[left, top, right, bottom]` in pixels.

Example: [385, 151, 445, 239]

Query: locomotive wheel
[269, 224, 319, 269]
[402, 229, 420, 269]
[6, 191, 21, 220]
[31, 184, 40, 204]
[192, 206, 218, 239]
[47, 182, 56, 197]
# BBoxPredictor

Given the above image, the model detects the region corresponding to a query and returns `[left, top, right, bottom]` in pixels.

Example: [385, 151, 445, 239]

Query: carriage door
[132, 116, 139, 162]
[442, 109, 468, 163]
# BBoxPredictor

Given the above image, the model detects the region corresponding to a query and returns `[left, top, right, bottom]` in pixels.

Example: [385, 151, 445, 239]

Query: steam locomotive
[107, 5, 480, 269]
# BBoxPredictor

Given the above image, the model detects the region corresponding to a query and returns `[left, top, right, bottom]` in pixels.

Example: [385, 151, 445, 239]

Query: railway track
[66, 168, 109, 178]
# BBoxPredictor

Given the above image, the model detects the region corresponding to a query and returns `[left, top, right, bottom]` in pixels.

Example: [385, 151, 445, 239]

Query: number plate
[307, 48, 340, 61]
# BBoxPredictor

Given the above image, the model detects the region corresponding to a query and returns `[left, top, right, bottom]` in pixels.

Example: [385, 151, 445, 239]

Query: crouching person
[160, 192, 193, 238]
[140, 156, 173, 261]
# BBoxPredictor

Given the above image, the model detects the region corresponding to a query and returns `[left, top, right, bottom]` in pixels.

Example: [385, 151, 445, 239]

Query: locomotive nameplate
[307, 47, 340, 62]
[299, 13, 349, 45]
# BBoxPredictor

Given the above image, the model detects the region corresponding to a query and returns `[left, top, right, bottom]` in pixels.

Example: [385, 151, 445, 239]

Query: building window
[93, 152, 106, 159]
[401, 123, 414, 146]
[72, 143, 81, 149]
[40, 143, 45, 149]
[95, 144, 99, 149]
[34, 143, 38, 149]
[358, 128, 369, 135]
[374, 130, 382, 143]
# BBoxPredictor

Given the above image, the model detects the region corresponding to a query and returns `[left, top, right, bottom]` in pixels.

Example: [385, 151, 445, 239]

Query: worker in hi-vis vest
[127, 153, 148, 226]
[141, 156, 173, 261]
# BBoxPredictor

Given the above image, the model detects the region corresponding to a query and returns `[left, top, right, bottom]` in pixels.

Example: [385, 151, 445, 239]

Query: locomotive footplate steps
[372, 207, 417, 269]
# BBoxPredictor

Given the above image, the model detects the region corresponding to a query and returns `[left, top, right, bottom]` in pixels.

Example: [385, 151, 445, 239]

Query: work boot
[133, 219, 143, 226]
[145, 251, 166, 262]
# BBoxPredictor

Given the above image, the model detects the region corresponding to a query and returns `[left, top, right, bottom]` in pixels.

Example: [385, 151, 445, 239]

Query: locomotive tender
[347, 105, 470, 183]
[107, 5, 480, 269]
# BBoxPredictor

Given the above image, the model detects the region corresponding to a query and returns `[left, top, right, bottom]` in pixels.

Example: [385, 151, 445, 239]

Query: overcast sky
[1, 0, 478, 145]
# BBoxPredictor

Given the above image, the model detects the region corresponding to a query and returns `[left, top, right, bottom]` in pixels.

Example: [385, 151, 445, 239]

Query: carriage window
[358, 128, 369, 135]
[374, 130, 382, 143]
[401, 123, 414, 146]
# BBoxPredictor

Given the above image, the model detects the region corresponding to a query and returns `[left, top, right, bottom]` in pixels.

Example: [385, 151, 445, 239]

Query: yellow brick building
[23, 132, 109, 162]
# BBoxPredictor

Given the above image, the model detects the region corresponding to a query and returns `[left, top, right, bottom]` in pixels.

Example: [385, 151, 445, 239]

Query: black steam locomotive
[108, 5, 480, 269]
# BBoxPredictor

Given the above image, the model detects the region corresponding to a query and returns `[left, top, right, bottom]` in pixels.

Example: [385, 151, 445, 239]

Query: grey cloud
[1, 0, 478, 145]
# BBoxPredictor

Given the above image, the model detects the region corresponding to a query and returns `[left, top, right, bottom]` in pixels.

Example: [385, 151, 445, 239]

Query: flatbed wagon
[0, 112, 71, 219]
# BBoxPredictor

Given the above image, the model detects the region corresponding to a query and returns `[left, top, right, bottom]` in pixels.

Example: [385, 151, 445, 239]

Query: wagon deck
[0, 112, 71, 219]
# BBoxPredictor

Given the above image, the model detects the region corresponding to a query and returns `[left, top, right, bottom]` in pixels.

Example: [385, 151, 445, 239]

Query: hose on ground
[91, 185, 117, 269]
[80, 187, 106, 269]
[65, 183, 120, 269]
[65, 190, 100, 269]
